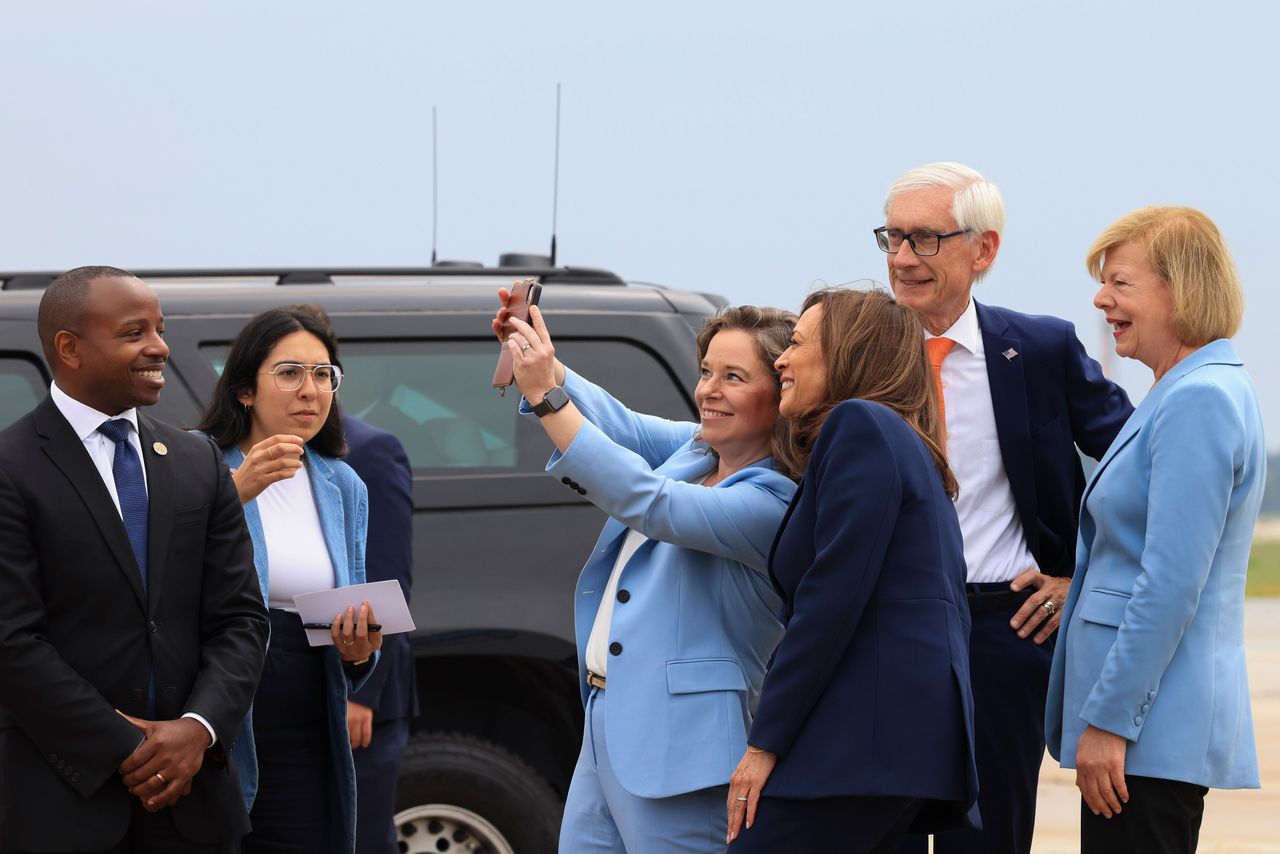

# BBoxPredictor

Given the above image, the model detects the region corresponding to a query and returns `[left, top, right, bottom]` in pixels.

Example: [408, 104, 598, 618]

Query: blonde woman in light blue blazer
[1046, 207, 1264, 854]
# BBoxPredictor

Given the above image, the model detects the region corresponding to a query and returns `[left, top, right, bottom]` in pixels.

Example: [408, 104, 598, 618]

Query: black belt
[965, 582, 1033, 615]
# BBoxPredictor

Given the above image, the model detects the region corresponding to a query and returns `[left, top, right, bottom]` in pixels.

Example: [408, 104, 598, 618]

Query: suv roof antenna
[549, 83, 562, 267]
[431, 105, 439, 266]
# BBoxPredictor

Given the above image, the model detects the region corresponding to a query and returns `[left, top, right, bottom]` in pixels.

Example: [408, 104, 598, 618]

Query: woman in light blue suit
[496, 290, 800, 853]
[1046, 207, 1264, 854]
[196, 308, 382, 854]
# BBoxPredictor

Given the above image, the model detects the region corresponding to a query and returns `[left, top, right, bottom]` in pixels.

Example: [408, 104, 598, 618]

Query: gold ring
[520, 344, 533, 353]
[155, 772, 166, 785]
[343, 639, 354, 647]
[1042, 600, 1057, 615]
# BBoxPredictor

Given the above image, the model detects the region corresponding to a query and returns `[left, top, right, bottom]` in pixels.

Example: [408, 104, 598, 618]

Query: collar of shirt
[924, 297, 982, 357]
[50, 382, 141, 440]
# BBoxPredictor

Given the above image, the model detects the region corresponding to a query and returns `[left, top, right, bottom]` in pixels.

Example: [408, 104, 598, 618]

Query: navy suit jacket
[750, 400, 977, 832]
[974, 302, 1132, 576]
[343, 416, 418, 722]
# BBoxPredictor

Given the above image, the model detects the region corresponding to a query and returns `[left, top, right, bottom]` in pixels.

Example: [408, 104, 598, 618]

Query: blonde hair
[1086, 206, 1242, 344]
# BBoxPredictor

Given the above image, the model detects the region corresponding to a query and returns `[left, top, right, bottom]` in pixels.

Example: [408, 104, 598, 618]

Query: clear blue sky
[3, 1, 1276, 448]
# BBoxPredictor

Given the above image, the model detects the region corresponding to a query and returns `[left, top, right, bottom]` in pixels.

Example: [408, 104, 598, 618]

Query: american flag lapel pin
[1002, 348, 1019, 361]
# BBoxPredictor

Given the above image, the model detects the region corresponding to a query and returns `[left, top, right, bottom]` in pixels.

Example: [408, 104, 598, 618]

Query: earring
[243, 403, 251, 413]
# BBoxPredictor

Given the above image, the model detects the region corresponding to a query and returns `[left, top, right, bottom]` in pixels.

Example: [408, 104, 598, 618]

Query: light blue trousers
[559, 687, 729, 853]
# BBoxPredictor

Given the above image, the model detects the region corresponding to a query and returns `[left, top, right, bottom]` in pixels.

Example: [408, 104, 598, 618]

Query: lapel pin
[1002, 348, 1019, 361]
[152, 442, 168, 456]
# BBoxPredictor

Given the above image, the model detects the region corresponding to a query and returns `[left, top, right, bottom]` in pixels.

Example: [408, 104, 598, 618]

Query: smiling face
[694, 329, 780, 467]
[883, 186, 997, 335]
[1094, 241, 1184, 376]
[237, 330, 335, 448]
[774, 303, 828, 419]
[63, 276, 170, 415]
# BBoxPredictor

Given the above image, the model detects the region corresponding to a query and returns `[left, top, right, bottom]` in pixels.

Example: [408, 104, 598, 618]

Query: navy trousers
[354, 716, 410, 854]
[728, 795, 923, 852]
[895, 605, 1054, 854]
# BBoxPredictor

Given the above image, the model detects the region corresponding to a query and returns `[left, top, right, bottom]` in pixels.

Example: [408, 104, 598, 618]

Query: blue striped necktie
[97, 418, 149, 591]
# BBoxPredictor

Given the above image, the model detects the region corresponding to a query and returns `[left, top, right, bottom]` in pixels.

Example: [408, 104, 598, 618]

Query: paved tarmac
[1030, 598, 1280, 853]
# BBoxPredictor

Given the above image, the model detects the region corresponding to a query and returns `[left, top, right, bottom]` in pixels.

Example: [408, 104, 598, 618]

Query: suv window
[0, 357, 47, 431]
[202, 339, 693, 474]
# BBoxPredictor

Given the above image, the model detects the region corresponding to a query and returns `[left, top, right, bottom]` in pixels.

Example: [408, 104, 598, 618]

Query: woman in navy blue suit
[726, 288, 978, 852]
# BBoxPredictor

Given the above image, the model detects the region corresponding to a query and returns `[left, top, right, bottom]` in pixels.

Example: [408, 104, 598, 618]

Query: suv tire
[395, 731, 564, 853]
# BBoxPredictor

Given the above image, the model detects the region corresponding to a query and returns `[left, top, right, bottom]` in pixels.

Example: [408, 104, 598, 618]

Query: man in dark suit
[877, 165, 1133, 854]
[0, 267, 269, 852]
[343, 415, 417, 854]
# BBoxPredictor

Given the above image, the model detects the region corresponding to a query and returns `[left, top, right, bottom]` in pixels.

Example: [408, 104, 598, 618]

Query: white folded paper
[293, 579, 416, 647]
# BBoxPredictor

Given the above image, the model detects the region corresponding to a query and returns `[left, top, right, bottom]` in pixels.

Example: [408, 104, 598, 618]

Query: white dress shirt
[48, 382, 217, 745]
[928, 301, 1040, 584]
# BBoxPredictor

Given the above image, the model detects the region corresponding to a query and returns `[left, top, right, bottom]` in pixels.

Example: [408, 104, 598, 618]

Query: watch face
[536, 386, 569, 416]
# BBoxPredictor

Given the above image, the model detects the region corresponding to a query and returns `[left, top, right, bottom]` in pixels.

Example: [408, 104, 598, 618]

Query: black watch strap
[532, 385, 570, 417]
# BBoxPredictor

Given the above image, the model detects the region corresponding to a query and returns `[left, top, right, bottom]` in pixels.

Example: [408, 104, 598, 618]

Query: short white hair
[884, 162, 1005, 281]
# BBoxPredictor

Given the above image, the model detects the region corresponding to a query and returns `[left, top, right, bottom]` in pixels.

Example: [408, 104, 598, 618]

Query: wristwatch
[531, 385, 570, 418]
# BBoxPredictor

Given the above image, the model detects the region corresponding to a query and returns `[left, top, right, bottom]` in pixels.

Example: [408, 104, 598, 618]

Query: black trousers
[1081, 775, 1207, 854]
[93, 799, 232, 854]
[895, 599, 1054, 854]
[729, 795, 924, 853]
[242, 610, 335, 854]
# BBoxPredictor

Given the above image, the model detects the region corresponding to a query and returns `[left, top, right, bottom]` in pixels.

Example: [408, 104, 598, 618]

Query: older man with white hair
[879, 163, 1132, 854]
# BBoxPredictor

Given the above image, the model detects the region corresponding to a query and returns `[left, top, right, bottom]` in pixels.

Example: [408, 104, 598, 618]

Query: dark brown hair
[694, 305, 803, 480]
[194, 308, 347, 457]
[791, 288, 956, 496]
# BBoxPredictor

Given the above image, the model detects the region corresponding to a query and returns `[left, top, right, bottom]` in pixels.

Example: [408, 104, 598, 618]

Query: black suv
[0, 258, 721, 853]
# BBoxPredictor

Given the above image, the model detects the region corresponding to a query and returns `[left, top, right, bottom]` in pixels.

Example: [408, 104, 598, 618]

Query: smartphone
[492, 278, 543, 392]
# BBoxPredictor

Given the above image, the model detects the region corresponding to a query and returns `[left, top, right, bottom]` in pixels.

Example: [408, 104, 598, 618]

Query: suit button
[71, 772, 80, 783]
[561, 477, 572, 485]
[148, 621, 157, 633]
[56, 759, 65, 769]
[1141, 703, 1150, 713]
[577, 487, 588, 495]
[1133, 716, 1144, 725]
[609, 642, 622, 656]
[1147, 690, 1156, 701]
[63, 767, 72, 776]
[616, 590, 630, 603]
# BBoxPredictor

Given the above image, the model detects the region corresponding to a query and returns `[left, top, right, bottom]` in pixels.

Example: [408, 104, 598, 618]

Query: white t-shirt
[255, 464, 336, 611]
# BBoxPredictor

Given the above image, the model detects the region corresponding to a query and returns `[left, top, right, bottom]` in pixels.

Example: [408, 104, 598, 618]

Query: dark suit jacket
[0, 398, 268, 852]
[974, 302, 1132, 576]
[750, 400, 977, 832]
[343, 416, 418, 722]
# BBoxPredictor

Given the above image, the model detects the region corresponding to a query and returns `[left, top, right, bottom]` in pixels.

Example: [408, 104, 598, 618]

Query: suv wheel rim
[395, 804, 515, 854]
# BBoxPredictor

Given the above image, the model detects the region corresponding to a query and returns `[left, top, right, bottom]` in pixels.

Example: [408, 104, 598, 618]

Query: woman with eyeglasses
[195, 308, 382, 854]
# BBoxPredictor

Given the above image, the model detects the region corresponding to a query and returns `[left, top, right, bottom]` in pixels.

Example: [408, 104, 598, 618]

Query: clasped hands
[116, 713, 210, 812]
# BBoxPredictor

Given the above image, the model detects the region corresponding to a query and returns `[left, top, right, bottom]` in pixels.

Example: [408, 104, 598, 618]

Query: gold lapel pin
[152, 442, 168, 456]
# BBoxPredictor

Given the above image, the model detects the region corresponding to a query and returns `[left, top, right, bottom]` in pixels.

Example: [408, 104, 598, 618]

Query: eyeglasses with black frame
[873, 227, 971, 257]
[262, 363, 343, 393]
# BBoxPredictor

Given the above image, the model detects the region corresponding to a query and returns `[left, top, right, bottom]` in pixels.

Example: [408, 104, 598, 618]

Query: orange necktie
[925, 337, 956, 447]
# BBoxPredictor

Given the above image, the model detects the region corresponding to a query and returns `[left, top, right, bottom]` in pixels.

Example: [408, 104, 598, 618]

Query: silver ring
[1041, 600, 1057, 615]
[736, 796, 749, 801]
[155, 772, 166, 785]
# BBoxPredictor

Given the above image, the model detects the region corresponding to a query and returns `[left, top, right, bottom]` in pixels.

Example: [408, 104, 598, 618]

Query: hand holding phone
[492, 278, 542, 392]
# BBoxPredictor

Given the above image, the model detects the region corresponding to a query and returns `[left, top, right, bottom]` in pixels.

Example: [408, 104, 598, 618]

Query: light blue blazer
[525, 369, 795, 799]
[1046, 339, 1264, 789]
[223, 445, 373, 854]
